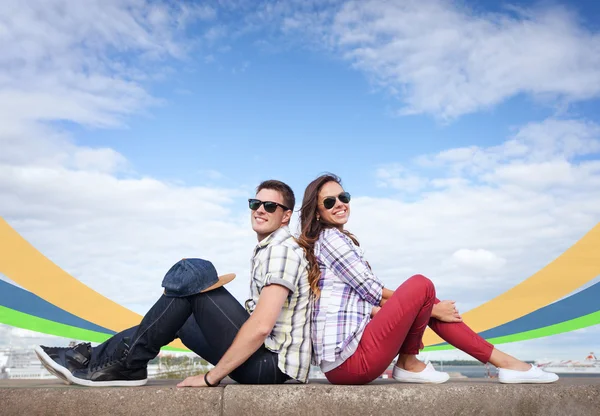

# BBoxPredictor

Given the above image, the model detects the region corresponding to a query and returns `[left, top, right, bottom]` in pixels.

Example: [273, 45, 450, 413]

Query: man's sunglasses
[248, 199, 291, 213]
[321, 192, 351, 210]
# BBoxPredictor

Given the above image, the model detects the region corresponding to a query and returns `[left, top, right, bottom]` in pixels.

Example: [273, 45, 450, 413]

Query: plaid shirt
[245, 226, 312, 383]
[311, 227, 383, 371]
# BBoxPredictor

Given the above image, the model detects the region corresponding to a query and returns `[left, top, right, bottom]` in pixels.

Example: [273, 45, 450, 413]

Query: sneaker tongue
[74, 342, 92, 358]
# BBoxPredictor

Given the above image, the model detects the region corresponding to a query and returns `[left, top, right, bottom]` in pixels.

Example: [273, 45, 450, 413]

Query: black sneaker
[35, 342, 92, 385]
[70, 340, 147, 387]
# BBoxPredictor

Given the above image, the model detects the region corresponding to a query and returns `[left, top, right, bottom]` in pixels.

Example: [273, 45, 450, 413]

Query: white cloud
[451, 249, 506, 272]
[334, 0, 600, 119]
[0, 145, 255, 310]
[0, 0, 214, 128]
[409, 119, 600, 182]
[129, 0, 600, 124]
[347, 163, 600, 359]
[0, 0, 257, 317]
[271, 0, 600, 119]
[20, 0, 592, 127]
[376, 164, 427, 192]
[72, 148, 129, 174]
[486, 160, 600, 191]
[359, 118, 600, 312]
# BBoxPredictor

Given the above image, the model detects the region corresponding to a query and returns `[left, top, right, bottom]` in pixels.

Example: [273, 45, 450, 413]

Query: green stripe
[423, 310, 600, 352]
[4, 304, 599, 356]
[0, 305, 188, 352]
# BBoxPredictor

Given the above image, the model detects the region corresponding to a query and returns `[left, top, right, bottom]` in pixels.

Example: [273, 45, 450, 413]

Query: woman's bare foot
[395, 354, 427, 372]
[489, 348, 531, 371]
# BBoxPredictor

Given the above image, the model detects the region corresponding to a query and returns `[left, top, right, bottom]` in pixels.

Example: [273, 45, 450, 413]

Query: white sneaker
[498, 364, 559, 384]
[392, 362, 450, 384]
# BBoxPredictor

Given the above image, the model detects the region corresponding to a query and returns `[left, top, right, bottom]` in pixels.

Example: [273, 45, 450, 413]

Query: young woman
[298, 173, 558, 385]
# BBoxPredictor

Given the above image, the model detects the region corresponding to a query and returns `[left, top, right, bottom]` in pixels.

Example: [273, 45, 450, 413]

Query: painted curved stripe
[0, 305, 188, 352]
[2, 216, 598, 351]
[0, 280, 114, 335]
[0, 218, 187, 350]
[423, 222, 600, 346]
[4, 294, 596, 357]
[431, 280, 600, 347]
[0, 304, 113, 344]
[5, 269, 597, 355]
[423, 311, 600, 352]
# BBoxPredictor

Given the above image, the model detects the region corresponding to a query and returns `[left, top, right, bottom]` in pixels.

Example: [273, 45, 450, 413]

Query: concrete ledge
[2, 378, 599, 416]
[2, 379, 223, 416]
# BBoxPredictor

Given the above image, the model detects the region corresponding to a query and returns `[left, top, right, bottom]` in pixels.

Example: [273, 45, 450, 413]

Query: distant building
[0, 347, 54, 380]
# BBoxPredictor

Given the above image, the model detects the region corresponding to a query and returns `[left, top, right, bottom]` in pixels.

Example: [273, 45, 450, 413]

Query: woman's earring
[316, 215, 320, 221]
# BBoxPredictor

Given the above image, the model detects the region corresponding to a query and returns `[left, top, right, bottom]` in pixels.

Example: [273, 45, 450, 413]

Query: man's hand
[177, 374, 208, 388]
[432, 300, 462, 323]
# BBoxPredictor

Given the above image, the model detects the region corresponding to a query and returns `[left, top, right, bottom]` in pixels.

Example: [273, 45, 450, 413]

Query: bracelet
[204, 371, 220, 387]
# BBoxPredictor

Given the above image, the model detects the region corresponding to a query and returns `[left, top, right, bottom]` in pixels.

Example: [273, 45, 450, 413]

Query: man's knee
[162, 258, 219, 297]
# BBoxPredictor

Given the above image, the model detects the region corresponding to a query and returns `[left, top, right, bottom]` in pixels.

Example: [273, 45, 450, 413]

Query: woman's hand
[373, 287, 392, 316]
[177, 374, 209, 388]
[380, 287, 394, 307]
[432, 300, 462, 323]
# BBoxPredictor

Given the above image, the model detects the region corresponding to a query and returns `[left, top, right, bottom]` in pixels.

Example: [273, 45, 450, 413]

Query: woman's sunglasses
[321, 192, 351, 210]
[248, 199, 291, 213]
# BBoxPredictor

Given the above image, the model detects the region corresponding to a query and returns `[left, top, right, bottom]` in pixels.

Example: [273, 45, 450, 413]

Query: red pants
[325, 274, 494, 385]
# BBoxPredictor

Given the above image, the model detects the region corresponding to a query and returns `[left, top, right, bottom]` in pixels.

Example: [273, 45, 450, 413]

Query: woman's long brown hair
[298, 173, 359, 297]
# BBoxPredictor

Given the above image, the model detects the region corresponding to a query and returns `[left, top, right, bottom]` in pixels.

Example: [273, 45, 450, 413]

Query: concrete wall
[2, 378, 599, 416]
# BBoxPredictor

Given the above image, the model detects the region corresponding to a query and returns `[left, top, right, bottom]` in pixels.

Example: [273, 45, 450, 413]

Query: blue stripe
[432, 280, 600, 346]
[0, 279, 115, 335]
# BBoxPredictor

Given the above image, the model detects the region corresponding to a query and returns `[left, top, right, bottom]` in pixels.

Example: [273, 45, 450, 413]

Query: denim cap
[161, 258, 219, 297]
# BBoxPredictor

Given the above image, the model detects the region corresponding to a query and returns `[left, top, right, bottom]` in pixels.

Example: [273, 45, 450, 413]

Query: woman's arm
[320, 229, 383, 306]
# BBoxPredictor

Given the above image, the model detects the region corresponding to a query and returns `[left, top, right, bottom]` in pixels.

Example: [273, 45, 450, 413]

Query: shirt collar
[254, 226, 291, 253]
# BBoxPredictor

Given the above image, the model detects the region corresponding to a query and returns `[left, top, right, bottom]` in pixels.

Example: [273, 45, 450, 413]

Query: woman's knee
[403, 274, 436, 296]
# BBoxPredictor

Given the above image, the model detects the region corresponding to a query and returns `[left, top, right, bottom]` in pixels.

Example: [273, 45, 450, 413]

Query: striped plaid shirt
[245, 226, 312, 383]
[311, 227, 383, 372]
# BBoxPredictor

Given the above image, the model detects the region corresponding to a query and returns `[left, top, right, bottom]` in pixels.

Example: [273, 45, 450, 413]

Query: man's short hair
[256, 180, 295, 211]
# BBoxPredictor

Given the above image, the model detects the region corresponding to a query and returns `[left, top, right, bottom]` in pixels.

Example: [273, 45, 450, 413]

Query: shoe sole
[70, 377, 148, 387]
[393, 375, 450, 384]
[34, 346, 73, 385]
[499, 377, 559, 384]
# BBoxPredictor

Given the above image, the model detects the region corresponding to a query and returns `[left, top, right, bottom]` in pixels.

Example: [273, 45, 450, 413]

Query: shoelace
[89, 346, 128, 371]
[90, 355, 120, 371]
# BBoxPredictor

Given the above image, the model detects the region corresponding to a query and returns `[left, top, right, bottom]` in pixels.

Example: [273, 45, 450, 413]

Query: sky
[1, 0, 600, 362]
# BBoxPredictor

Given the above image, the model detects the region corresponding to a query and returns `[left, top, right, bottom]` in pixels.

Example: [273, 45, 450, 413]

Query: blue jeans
[91, 287, 289, 384]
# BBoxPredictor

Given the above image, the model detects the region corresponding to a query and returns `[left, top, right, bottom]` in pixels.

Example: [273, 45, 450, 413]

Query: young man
[35, 180, 312, 387]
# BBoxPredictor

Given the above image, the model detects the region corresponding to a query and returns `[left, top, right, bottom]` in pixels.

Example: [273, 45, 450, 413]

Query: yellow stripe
[423, 222, 600, 346]
[3, 216, 599, 350]
[0, 217, 187, 350]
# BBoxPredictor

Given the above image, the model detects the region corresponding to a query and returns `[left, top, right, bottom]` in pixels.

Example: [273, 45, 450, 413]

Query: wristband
[204, 371, 220, 387]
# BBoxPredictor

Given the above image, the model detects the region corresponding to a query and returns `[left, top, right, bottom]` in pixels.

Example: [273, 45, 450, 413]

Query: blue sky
[64, 0, 600, 194]
[1, 0, 600, 361]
